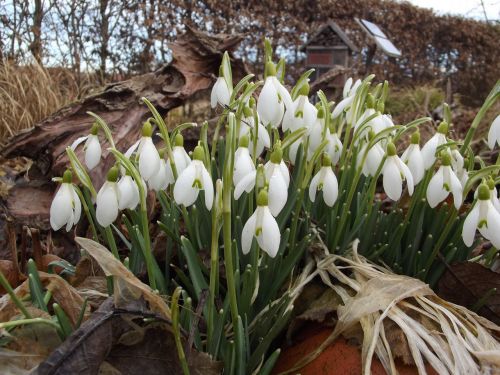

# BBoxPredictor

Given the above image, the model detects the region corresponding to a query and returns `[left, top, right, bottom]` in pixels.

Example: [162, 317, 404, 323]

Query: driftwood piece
[1, 27, 247, 229]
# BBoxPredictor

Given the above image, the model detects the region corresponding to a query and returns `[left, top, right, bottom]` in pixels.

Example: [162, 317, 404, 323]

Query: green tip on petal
[270, 144, 283, 164]
[62, 169, 73, 183]
[90, 123, 99, 135]
[174, 133, 184, 147]
[265, 61, 276, 77]
[317, 107, 324, 119]
[410, 131, 420, 145]
[386, 142, 397, 156]
[249, 97, 256, 108]
[142, 121, 153, 137]
[256, 189, 269, 206]
[366, 94, 375, 109]
[107, 166, 119, 182]
[298, 82, 310, 97]
[478, 183, 490, 200]
[441, 152, 452, 166]
[322, 153, 332, 167]
[437, 121, 449, 135]
[239, 134, 249, 148]
[193, 145, 205, 161]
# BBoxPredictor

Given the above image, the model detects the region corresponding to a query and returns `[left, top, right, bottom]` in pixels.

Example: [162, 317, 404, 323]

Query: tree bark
[1, 27, 247, 229]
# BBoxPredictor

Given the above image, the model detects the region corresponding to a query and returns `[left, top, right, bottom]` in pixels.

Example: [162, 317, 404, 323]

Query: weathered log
[1, 27, 247, 229]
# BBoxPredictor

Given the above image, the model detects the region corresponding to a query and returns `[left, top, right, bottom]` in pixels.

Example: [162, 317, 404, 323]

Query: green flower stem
[172, 287, 190, 375]
[460, 80, 499, 154]
[211, 113, 228, 161]
[66, 147, 97, 197]
[104, 226, 119, 259]
[221, 113, 240, 370]
[73, 185, 98, 241]
[87, 112, 116, 149]
[0, 271, 31, 319]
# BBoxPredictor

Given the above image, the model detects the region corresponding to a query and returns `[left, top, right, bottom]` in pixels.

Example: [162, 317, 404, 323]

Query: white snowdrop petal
[268, 172, 288, 217]
[118, 176, 135, 210]
[70, 136, 88, 151]
[383, 159, 403, 201]
[201, 167, 214, 210]
[234, 171, 256, 199]
[50, 186, 73, 231]
[124, 139, 141, 159]
[149, 160, 169, 192]
[449, 169, 463, 209]
[279, 161, 290, 187]
[139, 138, 161, 181]
[309, 171, 321, 203]
[332, 95, 354, 118]
[426, 168, 448, 208]
[487, 115, 500, 149]
[173, 164, 198, 207]
[71, 186, 82, 225]
[215, 77, 230, 107]
[259, 207, 281, 258]
[233, 148, 255, 186]
[84, 135, 101, 170]
[96, 184, 119, 227]
[462, 204, 480, 247]
[257, 78, 280, 126]
[482, 204, 500, 248]
[343, 77, 353, 98]
[241, 212, 257, 254]
[405, 145, 425, 184]
[303, 100, 317, 128]
[322, 168, 339, 207]
[398, 159, 414, 196]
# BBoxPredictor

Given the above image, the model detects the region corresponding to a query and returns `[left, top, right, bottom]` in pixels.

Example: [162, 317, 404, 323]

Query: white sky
[401, 0, 500, 20]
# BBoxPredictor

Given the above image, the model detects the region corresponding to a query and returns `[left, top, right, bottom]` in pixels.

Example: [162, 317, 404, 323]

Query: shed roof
[303, 21, 358, 52]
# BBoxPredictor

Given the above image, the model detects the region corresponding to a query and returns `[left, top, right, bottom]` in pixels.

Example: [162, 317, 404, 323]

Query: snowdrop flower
[210, 67, 231, 108]
[487, 114, 500, 150]
[96, 166, 120, 227]
[474, 178, 500, 213]
[117, 174, 140, 209]
[165, 134, 192, 184]
[326, 131, 343, 165]
[382, 142, 414, 201]
[421, 122, 448, 170]
[282, 82, 317, 132]
[50, 170, 81, 231]
[241, 189, 280, 257]
[257, 61, 293, 128]
[148, 156, 169, 192]
[263, 146, 289, 216]
[233, 135, 255, 186]
[462, 183, 500, 248]
[234, 164, 265, 200]
[289, 135, 312, 165]
[309, 154, 339, 207]
[173, 145, 214, 210]
[240, 106, 270, 157]
[332, 78, 361, 119]
[358, 132, 385, 177]
[70, 124, 101, 170]
[401, 131, 425, 184]
[426, 153, 462, 209]
[125, 122, 161, 182]
[308, 107, 328, 152]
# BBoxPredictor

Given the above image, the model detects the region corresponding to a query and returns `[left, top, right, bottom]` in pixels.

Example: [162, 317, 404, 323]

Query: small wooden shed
[303, 21, 358, 84]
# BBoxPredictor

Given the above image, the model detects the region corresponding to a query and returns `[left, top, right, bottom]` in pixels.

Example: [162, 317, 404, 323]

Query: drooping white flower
[257, 61, 293, 128]
[401, 131, 425, 185]
[50, 170, 81, 231]
[474, 179, 500, 213]
[487, 114, 500, 150]
[210, 69, 231, 108]
[70, 124, 102, 170]
[241, 189, 281, 257]
[117, 174, 141, 210]
[426, 153, 462, 209]
[332, 78, 361, 119]
[173, 146, 214, 210]
[462, 183, 500, 248]
[289, 135, 312, 165]
[421, 122, 448, 170]
[382, 143, 414, 201]
[148, 159, 169, 192]
[326, 132, 343, 165]
[307, 109, 326, 153]
[282, 82, 317, 132]
[263, 148, 289, 216]
[125, 122, 161, 182]
[309, 154, 339, 207]
[233, 136, 256, 187]
[358, 136, 385, 177]
[96, 167, 120, 227]
[240, 107, 271, 157]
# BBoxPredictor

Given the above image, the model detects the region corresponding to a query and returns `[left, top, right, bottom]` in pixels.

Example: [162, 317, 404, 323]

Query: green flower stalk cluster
[49, 41, 499, 373]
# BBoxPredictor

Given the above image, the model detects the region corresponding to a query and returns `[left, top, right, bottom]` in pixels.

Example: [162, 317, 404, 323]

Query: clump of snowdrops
[49, 40, 500, 373]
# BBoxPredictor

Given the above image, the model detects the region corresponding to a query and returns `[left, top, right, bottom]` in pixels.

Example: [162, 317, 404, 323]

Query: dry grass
[0, 61, 97, 145]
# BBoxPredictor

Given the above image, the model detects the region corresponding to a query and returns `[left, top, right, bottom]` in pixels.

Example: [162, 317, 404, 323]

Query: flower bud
[386, 142, 397, 156]
[193, 145, 205, 161]
[410, 131, 420, 145]
[142, 121, 153, 137]
[478, 183, 490, 200]
[256, 189, 269, 206]
[107, 166, 119, 182]
[437, 121, 449, 135]
[174, 133, 184, 147]
[62, 169, 73, 183]
[366, 94, 375, 109]
[265, 61, 276, 77]
[321, 153, 332, 167]
[239, 134, 249, 148]
[298, 82, 310, 97]
[90, 123, 99, 135]
[270, 145, 283, 164]
[441, 152, 452, 166]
